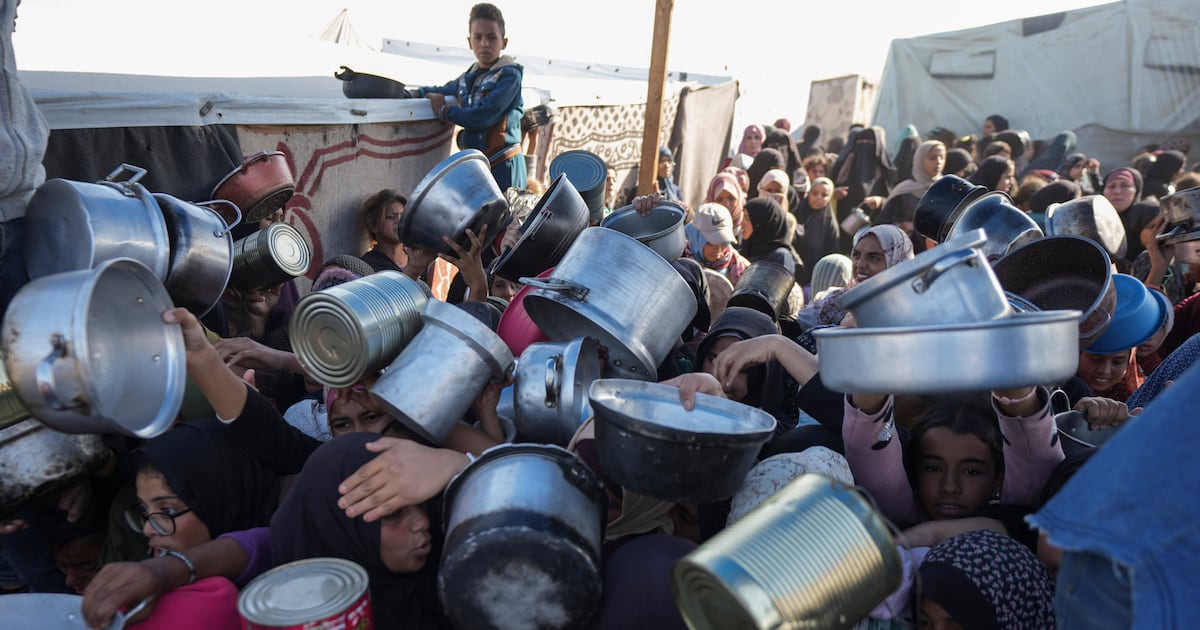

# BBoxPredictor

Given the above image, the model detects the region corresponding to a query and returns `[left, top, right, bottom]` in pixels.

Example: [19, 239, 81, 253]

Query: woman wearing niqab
[831, 126, 896, 251]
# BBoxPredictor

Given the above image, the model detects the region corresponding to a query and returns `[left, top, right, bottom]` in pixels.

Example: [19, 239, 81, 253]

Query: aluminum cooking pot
[947, 190, 1043, 263]
[513, 337, 603, 446]
[211, 151, 295, 223]
[837, 228, 1010, 328]
[0, 418, 108, 516]
[290, 271, 429, 388]
[1161, 227, 1200, 264]
[813, 309, 1081, 394]
[993, 235, 1116, 349]
[335, 65, 411, 99]
[673, 474, 901, 630]
[1046, 195, 1127, 259]
[400, 149, 510, 256]
[589, 379, 776, 503]
[549, 150, 607, 216]
[1050, 390, 1121, 456]
[490, 174, 590, 282]
[155, 195, 240, 317]
[726, 260, 796, 321]
[914, 174, 988, 242]
[600, 201, 687, 261]
[370, 299, 513, 445]
[227, 222, 312, 293]
[24, 164, 170, 282]
[2, 258, 185, 438]
[440, 443, 607, 630]
[1160, 185, 1200, 228]
[522, 228, 697, 381]
[0, 594, 146, 630]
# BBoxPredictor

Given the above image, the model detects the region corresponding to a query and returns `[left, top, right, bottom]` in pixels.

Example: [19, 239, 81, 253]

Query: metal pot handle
[240, 151, 284, 172]
[1077, 307, 1112, 340]
[197, 199, 244, 236]
[544, 354, 562, 409]
[519, 277, 590, 301]
[1049, 388, 1071, 416]
[108, 598, 151, 630]
[911, 248, 977, 293]
[35, 334, 75, 411]
[104, 163, 147, 185]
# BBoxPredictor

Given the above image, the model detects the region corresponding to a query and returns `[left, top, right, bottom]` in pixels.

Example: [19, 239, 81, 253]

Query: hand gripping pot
[399, 149, 510, 256]
[522, 227, 697, 381]
[369, 299, 513, 445]
[836, 228, 1011, 328]
[673, 474, 902, 630]
[23, 164, 171, 282]
[1, 258, 185, 438]
[439, 443, 607, 630]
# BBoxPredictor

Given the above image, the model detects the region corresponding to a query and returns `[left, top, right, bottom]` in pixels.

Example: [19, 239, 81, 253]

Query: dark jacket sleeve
[224, 383, 320, 475]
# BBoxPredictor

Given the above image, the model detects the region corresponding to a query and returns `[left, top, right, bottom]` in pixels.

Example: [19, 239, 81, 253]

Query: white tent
[872, 0, 1200, 167]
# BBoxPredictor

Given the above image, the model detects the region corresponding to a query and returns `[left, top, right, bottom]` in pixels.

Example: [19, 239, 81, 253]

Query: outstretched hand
[338, 438, 469, 522]
[440, 225, 490, 301]
[659, 373, 726, 410]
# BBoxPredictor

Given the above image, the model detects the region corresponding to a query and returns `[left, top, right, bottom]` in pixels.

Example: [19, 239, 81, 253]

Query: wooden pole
[637, 0, 674, 196]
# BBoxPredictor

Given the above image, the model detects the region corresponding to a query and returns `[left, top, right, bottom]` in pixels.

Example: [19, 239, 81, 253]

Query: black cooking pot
[490, 174, 590, 282]
[549, 150, 608, 218]
[335, 66, 410, 99]
[521, 104, 559, 134]
[726, 260, 796, 321]
[993, 235, 1116, 349]
[914, 175, 988, 242]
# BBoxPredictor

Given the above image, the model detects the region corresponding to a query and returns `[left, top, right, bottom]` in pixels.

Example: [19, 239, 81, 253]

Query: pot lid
[549, 151, 607, 197]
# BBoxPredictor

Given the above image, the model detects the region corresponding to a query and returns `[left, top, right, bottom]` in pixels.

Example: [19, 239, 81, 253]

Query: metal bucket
[522, 228, 697, 381]
[370, 300, 513, 445]
[726, 260, 796, 321]
[290, 271, 429, 387]
[673, 474, 902, 630]
[439, 443, 607, 630]
[228, 222, 312, 292]
[239, 558, 372, 629]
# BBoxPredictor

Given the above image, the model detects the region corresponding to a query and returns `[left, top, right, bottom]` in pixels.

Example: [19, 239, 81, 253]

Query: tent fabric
[872, 0, 1200, 168]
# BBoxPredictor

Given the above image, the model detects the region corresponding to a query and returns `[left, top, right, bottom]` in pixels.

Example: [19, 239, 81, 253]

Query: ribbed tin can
[290, 271, 429, 387]
[238, 558, 372, 630]
[228, 222, 311, 292]
[672, 474, 902, 630]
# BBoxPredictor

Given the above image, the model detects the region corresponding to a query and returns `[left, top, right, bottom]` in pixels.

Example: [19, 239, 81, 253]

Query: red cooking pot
[497, 268, 552, 357]
[211, 151, 295, 223]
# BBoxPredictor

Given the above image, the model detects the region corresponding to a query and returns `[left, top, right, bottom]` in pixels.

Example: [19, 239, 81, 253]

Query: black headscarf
[739, 197, 795, 261]
[763, 129, 803, 182]
[1144, 150, 1187, 199]
[139, 418, 279, 537]
[1028, 180, 1081, 214]
[892, 136, 920, 184]
[797, 125, 822, 158]
[270, 434, 449, 630]
[944, 148, 973, 176]
[1024, 130, 1076, 175]
[746, 148, 786, 199]
[671, 257, 712, 341]
[969, 156, 1014, 191]
[692, 306, 785, 418]
[1056, 152, 1088, 179]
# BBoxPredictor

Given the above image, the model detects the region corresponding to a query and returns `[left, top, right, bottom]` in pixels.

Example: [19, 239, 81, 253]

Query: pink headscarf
[706, 172, 746, 238]
[737, 124, 765, 158]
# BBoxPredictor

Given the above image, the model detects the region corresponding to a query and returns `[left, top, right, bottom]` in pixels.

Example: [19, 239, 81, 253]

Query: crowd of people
[3, 0, 1200, 628]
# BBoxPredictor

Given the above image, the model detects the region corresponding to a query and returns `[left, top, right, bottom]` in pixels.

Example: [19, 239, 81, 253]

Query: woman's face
[982, 118, 997, 137]
[996, 163, 1016, 194]
[850, 234, 888, 283]
[1103, 177, 1137, 212]
[375, 201, 404, 245]
[1137, 322, 1169, 358]
[714, 189, 738, 215]
[700, 336, 749, 401]
[742, 126, 763, 153]
[806, 183, 832, 210]
[329, 391, 395, 437]
[1068, 161, 1086, 181]
[1076, 350, 1130, 394]
[923, 146, 946, 179]
[759, 180, 784, 196]
[658, 157, 674, 180]
[701, 241, 729, 263]
[914, 428, 1000, 520]
[380, 504, 433, 573]
[135, 470, 212, 557]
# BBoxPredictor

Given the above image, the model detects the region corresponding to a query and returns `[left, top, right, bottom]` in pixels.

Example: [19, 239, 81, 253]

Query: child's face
[914, 428, 1000, 520]
[1076, 350, 1130, 394]
[380, 504, 432, 573]
[467, 18, 506, 69]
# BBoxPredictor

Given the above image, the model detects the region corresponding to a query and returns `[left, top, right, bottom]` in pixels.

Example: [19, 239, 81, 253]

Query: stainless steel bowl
[600, 201, 687, 261]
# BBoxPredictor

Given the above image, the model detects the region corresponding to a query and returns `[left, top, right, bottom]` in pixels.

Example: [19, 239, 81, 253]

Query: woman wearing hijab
[1023, 130, 1077, 177]
[746, 148, 788, 199]
[970, 155, 1016, 194]
[686, 202, 751, 286]
[831, 126, 896, 252]
[891, 135, 920, 185]
[738, 196, 801, 276]
[1143, 150, 1187, 200]
[1026, 179, 1081, 231]
[1057, 152, 1103, 195]
[943, 147, 974, 178]
[705, 172, 747, 239]
[726, 124, 765, 170]
[1102, 167, 1161, 261]
[763, 128, 804, 187]
[876, 140, 945, 230]
[792, 177, 840, 287]
[794, 224, 914, 330]
[796, 124, 822, 159]
[694, 307, 795, 429]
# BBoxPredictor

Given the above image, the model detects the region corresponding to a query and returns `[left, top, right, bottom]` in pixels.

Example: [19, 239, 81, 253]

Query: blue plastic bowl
[1085, 274, 1165, 353]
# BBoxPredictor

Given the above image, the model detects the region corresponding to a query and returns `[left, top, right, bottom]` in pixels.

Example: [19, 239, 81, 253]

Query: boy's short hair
[470, 3, 505, 36]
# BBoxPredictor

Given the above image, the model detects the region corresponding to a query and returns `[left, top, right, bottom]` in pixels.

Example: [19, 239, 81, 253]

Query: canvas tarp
[872, 0, 1200, 167]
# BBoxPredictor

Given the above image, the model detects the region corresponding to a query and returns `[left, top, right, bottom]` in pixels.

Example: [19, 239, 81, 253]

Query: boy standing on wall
[416, 3, 526, 190]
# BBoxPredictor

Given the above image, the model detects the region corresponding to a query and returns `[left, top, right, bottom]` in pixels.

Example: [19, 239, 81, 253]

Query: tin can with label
[238, 557, 373, 630]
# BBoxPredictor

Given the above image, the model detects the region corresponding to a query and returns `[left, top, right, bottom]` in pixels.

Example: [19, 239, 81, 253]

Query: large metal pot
[947, 191, 1043, 263]
[290, 271, 429, 388]
[673, 474, 901, 630]
[589, 379, 777, 503]
[837, 229, 1010, 328]
[600, 201, 687, 261]
[0, 594, 146, 630]
[914, 174, 988, 242]
[490, 174, 590, 282]
[813, 310, 1081, 393]
[0, 418, 109, 515]
[1161, 228, 1200, 264]
[399, 149, 509, 256]
[155, 195, 240, 316]
[549, 150, 607, 216]
[522, 228, 697, 381]
[227, 222, 312, 293]
[726, 260, 796, 321]
[334, 65, 410, 99]
[370, 299, 513, 445]
[1046, 195, 1127, 259]
[23, 164, 171, 282]
[210, 151, 295, 223]
[993, 235, 1117, 349]
[513, 337, 603, 446]
[2, 258, 185, 438]
[439, 443, 607, 630]
[1159, 185, 1200, 228]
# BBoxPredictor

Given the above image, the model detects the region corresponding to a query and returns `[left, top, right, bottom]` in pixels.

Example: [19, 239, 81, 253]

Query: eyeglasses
[124, 505, 193, 536]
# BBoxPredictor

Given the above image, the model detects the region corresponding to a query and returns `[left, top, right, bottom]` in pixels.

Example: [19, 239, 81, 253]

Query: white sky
[15, 0, 1114, 132]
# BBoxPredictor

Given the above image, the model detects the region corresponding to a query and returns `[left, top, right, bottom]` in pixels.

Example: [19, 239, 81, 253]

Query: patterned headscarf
[727, 449, 854, 524]
[808, 225, 913, 326]
[918, 529, 1055, 630]
[706, 172, 746, 237]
